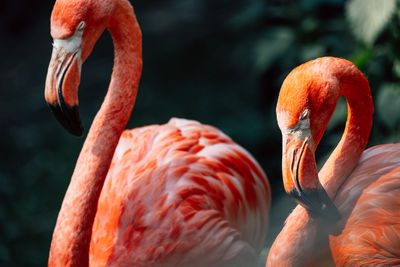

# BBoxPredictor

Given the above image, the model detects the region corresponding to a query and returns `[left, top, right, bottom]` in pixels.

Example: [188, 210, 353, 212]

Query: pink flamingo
[44, 0, 270, 266]
[267, 57, 400, 266]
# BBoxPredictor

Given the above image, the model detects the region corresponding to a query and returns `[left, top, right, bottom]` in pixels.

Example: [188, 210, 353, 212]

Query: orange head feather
[277, 57, 345, 148]
[50, 0, 115, 61]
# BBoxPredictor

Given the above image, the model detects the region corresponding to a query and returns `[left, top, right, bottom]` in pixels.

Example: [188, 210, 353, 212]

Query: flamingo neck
[318, 67, 373, 199]
[267, 206, 318, 266]
[268, 62, 373, 265]
[48, 1, 142, 266]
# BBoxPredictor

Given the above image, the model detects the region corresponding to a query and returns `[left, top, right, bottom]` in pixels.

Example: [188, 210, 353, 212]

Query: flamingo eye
[299, 109, 309, 120]
[77, 21, 86, 32]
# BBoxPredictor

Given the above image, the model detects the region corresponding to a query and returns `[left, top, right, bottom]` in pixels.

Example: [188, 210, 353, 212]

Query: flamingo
[267, 57, 400, 266]
[44, 0, 271, 266]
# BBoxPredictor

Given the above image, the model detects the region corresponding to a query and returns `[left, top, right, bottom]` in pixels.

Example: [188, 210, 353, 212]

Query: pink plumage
[330, 144, 400, 266]
[91, 118, 270, 266]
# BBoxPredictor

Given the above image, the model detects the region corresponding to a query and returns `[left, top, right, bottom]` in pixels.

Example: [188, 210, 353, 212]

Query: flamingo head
[45, 0, 116, 136]
[276, 57, 342, 221]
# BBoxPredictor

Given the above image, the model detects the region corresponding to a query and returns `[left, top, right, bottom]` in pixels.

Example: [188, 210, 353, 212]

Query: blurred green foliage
[1, 0, 400, 266]
[346, 0, 396, 46]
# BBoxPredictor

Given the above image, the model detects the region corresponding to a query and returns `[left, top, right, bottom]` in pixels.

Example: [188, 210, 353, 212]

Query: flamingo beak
[282, 136, 341, 221]
[45, 38, 83, 137]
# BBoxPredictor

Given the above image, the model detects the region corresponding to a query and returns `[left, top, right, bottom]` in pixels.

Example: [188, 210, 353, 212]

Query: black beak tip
[290, 188, 342, 222]
[66, 122, 84, 137]
[314, 187, 341, 222]
[317, 201, 341, 222]
[48, 103, 84, 137]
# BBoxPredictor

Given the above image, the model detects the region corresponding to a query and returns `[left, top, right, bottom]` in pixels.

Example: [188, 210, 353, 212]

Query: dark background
[1, 0, 400, 265]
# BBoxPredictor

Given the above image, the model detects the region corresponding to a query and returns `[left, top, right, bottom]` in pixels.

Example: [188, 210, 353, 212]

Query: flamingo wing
[330, 144, 400, 266]
[89, 118, 270, 267]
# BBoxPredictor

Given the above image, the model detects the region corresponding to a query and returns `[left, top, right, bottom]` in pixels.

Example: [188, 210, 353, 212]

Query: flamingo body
[90, 118, 270, 266]
[267, 57, 400, 266]
[330, 144, 400, 266]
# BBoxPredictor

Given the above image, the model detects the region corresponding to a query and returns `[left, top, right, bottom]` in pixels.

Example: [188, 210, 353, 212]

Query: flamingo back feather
[330, 144, 400, 266]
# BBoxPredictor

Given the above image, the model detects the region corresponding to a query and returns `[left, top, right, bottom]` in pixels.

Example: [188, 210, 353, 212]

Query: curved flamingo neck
[268, 61, 373, 265]
[48, 1, 142, 266]
[318, 66, 373, 198]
